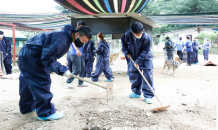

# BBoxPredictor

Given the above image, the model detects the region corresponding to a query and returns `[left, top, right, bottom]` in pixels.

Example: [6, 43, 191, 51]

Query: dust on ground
[0, 55, 217, 130]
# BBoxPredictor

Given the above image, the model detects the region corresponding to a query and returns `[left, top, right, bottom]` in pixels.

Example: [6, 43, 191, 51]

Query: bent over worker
[18, 25, 92, 120]
[121, 22, 155, 104]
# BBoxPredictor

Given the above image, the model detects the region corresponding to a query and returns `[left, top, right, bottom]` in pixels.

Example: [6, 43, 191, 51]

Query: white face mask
[97, 37, 100, 41]
[135, 34, 142, 39]
[0, 35, 3, 38]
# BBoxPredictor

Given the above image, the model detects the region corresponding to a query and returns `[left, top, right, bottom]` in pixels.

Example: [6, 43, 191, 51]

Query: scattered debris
[182, 103, 187, 106]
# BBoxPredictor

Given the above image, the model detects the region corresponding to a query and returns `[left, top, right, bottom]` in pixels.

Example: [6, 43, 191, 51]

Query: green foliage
[152, 24, 195, 35]
[197, 32, 217, 45]
[143, 0, 218, 15]
[143, 0, 218, 35]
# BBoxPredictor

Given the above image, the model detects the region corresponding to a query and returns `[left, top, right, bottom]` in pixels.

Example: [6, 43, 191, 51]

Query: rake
[130, 57, 170, 112]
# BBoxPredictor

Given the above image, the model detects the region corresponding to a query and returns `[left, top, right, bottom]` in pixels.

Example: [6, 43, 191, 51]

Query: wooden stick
[69, 74, 106, 89]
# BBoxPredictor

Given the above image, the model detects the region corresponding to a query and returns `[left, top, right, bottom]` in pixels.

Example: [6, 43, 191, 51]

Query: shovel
[130, 57, 170, 112]
[69, 74, 113, 101]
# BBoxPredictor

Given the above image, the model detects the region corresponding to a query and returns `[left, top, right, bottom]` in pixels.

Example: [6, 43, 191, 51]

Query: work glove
[63, 70, 72, 78]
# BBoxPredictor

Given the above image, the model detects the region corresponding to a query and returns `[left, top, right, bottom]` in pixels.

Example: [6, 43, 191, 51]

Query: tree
[143, 0, 218, 15]
[197, 32, 217, 45]
[142, 0, 218, 35]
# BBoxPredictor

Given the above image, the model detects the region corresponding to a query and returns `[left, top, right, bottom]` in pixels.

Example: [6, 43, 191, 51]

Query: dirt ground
[0, 55, 217, 130]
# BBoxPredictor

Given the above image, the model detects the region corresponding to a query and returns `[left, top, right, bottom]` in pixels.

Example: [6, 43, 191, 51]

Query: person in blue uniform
[18, 25, 92, 121]
[66, 21, 86, 74]
[176, 37, 185, 61]
[121, 22, 155, 104]
[190, 37, 200, 65]
[0, 31, 12, 74]
[91, 32, 114, 82]
[183, 36, 193, 66]
[83, 40, 96, 78]
[202, 38, 211, 61]
[165, 36, 175, 61]
[66, 21, 89, 87]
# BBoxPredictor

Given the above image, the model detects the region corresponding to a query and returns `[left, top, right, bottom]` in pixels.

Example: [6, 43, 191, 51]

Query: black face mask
[74, 38, 84, 47]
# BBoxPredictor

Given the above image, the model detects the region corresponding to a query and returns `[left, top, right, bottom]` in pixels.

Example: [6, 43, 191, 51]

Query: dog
[162, 54, 183, 78]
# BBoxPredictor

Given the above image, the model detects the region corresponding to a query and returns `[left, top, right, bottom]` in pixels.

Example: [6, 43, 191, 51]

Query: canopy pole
[13, 26, 16, 66]
[217, 34, 218, 53]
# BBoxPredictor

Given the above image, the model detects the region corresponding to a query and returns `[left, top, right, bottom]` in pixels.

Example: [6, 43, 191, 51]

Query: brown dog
[162, 54, 183, 78]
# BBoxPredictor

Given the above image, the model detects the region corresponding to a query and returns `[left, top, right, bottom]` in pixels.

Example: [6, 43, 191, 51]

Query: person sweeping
[121, 22, 155, 104]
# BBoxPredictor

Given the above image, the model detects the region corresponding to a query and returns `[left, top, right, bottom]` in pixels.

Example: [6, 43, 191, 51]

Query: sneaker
[78, 83, 88, 87]
[129, 93, 141, 98]
[145, 98, 152, 104]
[105, 78, 115, 82]
[36, 112, 65, 121]
[66, 83, 73, 89]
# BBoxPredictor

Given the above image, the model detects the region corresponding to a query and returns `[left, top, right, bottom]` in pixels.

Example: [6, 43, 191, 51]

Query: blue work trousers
[91, 56, 114, 81]
[3, 55, 12, 74]
[84, 56, 93, 78]
[190, 50, 198, 63]
[187, 52, 192, 63]
[129, 69, 155, 98]
[203, 50, 209, 60]
[66, 55, 85, 85]
[18, 56, 56, 117]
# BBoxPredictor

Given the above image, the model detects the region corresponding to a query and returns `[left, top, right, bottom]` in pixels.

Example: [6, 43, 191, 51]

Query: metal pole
[13, 26, 16, 66]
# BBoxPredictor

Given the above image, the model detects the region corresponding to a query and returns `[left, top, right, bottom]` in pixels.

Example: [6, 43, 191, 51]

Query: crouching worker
[18, 25, 92, 121]
[121, 22, 155, 104]
[91, 32, 114, 82]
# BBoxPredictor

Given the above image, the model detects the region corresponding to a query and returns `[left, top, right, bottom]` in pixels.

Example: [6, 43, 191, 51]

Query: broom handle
[69, 74, 106, 89]
[130, 57, 163, 107]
